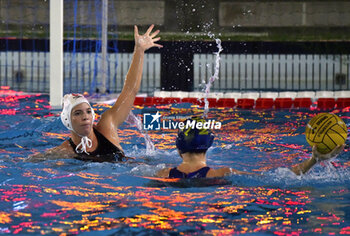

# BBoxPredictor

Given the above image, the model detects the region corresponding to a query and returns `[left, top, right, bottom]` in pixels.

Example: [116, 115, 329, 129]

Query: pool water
[0, 93, 349, 235]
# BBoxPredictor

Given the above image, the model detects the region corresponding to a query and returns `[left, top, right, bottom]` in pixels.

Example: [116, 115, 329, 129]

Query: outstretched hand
[291, 144, 345, 175]
[134, 24, 162, 51]
[312, 144, 345, 162]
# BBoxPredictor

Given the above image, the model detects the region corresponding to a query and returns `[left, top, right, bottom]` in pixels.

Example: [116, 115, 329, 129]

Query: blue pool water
[0, 93, 349, 235]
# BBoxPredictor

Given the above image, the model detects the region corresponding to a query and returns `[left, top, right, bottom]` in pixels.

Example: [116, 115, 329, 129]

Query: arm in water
[291, 144, 345, 175]
[204, 146, 344, 177]
[156, 144, 345, 178]
[26, 141, 75, 162]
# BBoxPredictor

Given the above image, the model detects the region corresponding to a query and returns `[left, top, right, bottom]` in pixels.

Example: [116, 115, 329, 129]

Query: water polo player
[27, 25, 162, 162]
[156, 117, 345, 179]
[156, 117, 255, 178]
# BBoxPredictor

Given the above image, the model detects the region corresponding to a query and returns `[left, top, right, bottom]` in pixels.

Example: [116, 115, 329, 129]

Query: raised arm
[99, 25, 162, 129]
[291, 144, 344, 175]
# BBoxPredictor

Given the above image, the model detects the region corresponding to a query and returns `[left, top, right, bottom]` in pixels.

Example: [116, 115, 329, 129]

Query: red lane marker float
[317, 98, 335, 110]
[336, 98, 350, 109]
[134, 96, 350, 110]
[163, 97, 181, 105]
[275, 98, 293, 109]
[217, 98, 236, 108]
[294, 98, 312, 108]
[255, 98, 274, 109]
[237, 98, 255, 109]
[182, 97, 199, 104]
[133, 97, 145, 106]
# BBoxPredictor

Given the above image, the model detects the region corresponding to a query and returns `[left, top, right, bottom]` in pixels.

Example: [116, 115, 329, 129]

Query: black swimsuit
[68, 128, 126, 162]
[168, 167, 211, 179]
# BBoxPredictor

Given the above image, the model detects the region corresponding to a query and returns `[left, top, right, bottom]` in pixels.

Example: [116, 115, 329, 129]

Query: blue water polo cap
[176, 117, 214, 154]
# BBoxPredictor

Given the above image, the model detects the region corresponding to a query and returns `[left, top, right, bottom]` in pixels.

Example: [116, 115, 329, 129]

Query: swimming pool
[0, 93, 349, 235]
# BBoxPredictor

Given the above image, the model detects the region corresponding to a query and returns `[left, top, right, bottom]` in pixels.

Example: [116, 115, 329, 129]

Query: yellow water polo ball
[305, 113, 348, 154]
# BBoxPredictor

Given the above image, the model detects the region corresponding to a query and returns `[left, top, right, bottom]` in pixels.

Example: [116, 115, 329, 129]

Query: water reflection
[0, 93, 349, 234]
[0, 178, 349, 234]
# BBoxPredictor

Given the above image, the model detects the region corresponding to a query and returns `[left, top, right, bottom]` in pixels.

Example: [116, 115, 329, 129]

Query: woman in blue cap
[157, 117, 255, 178]
[28, 25, 162, 162]
[157, 117, 345, 178]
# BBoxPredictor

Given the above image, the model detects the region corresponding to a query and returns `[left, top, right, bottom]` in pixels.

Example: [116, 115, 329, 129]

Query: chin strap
[75, 136, 92, 155]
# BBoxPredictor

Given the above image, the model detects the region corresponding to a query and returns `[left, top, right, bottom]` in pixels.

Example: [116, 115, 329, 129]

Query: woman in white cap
[28, 25, 162, 162]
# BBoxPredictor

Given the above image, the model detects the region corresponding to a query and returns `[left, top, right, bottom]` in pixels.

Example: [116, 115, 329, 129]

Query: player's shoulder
[206, 167, 231, 178]
[57, 139, 71, 150]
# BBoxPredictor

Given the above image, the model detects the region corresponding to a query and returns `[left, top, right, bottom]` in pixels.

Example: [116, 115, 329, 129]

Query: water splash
[126, 111, 155, 155]
[203, 32, 223, 117]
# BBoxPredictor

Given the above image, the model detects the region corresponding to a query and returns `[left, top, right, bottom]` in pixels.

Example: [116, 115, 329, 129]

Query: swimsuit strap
[68, 138, 77, 150]
[92, 128, 126, 160]
[169, 166, 211, 179]
[169, 167, 186, 178]
[187, 166, 210, 178]
[68, 128, 126, 162]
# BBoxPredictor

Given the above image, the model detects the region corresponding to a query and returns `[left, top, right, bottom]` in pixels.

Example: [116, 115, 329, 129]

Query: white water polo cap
[60, 93, 95, 154]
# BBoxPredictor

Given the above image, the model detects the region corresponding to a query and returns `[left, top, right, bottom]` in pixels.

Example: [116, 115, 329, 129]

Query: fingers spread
[146, 24, 154, 35]
[332, 145, 341, 154]
[134, 25, 139, 36]
[334, 144, 344, 155]
[153, 37, 161, 42]
[150, 30, 160, 38]
[153, 43, 163, 48]
[134, 25, 162, 50]
[326, 144, 344, 158]
[312, 145, 320, 155]
[341, 144, 346, 152]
